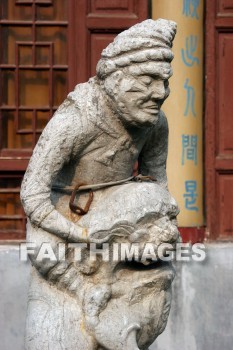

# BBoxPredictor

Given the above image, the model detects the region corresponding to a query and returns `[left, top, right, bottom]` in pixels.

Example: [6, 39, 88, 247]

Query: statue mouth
[114, 259, 175, 288]
[119, 259, 170, 270]
[141, 103, 159, 114]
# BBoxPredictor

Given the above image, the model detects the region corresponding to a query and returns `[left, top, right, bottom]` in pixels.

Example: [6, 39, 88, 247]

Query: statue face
[109, 73, 170, 127]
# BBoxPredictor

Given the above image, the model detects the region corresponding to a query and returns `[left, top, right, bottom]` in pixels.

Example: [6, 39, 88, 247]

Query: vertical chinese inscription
[183, 180, 198, 211]
[183, 0, 200, 19]
[184, 78, 196, 117]
[182, 134, 198, 165]
[181, 0, 201, 213]
[181, 35, 200, 67]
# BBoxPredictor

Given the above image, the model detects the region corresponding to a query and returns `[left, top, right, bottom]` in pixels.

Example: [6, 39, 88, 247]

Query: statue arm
[139, 110, 168, 189]
[20, 104, 87, 242]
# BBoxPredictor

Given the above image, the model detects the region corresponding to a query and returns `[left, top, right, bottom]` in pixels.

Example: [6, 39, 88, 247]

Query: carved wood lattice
[0, 0, 68, 238]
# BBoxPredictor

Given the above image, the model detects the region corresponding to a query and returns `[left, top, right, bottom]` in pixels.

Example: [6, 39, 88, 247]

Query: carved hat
[96, 18, 177, 79]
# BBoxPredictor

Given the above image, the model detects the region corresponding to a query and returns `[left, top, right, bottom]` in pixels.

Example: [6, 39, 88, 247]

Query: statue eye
[129, 88, 140, 92]
[127, 86, 144, 93]
[140, 76, 153, 86]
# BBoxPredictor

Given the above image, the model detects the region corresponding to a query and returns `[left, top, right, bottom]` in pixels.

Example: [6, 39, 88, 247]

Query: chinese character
[181, 35, 200, 67]
[183, 180, 198, 211]
[183, 0, 200, 19]
[184, 78, 196, 116]
[182, 134, 198, 165]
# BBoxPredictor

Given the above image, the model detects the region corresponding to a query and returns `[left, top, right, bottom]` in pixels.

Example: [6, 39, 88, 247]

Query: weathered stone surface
[21, 18, 179, 350]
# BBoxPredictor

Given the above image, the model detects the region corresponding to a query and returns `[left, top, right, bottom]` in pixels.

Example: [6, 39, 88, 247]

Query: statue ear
[102, 70, 124, 97]
[89, 230, 110, 244]
[110, 224, 134, 237]
[90, 222, 134, 244]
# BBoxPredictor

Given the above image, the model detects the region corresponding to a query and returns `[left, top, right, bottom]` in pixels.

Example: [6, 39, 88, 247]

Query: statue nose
[151, 80, 166, 100]
[160, 224, 180, 244]
[151, 216, 180, 245]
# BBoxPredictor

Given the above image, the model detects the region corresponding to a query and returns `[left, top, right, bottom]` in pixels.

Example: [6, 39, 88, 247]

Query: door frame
[205, 0, 217, 239]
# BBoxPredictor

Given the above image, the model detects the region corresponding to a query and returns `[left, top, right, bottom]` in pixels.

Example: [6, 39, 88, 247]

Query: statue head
[96, 19, 177, 127]
[77, 182, 180, 350]
[26, 182, 180, 350]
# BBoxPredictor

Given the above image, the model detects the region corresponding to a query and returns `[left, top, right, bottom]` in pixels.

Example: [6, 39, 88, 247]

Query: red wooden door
[0, 0, 148, 239]
[206, 0, 233, 239]
[70, 0, 149, 85]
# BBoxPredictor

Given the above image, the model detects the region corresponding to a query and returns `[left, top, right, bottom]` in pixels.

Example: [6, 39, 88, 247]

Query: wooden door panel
[0, 173, 26, 240]
[91, 0, 133, 12]
[218, 173, 233, 237]
[218, 0, 233, 14]
[218, 33, 233, 155]
[76, 0, 148, 83]
[89, 0, 146, 20]
[206, 0, 233, 239]
[91, 33, 116, 77]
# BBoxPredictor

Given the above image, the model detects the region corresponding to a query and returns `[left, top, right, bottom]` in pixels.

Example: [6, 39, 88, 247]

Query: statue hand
[68, 224, 90, 243]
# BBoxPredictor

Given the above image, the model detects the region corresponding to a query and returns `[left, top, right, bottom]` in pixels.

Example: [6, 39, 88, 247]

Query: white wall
[1, 243, 233, 350]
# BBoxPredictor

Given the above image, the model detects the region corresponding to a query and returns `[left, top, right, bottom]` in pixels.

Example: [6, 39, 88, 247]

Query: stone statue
[21, 19, 179, 350]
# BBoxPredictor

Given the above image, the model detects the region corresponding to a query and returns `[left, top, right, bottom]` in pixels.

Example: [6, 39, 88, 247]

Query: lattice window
[0, 0, 68, 155]
[0, 174, 26, 239]
[0, 0, 68, 239]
